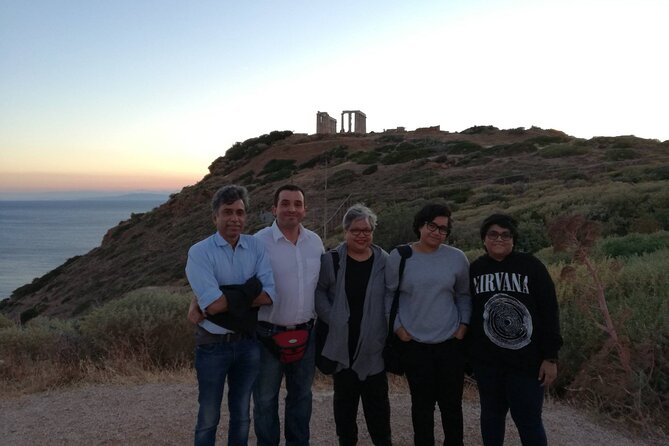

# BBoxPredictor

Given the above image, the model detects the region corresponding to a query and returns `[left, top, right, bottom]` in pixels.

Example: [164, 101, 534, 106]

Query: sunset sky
[1, 0, 667, 198]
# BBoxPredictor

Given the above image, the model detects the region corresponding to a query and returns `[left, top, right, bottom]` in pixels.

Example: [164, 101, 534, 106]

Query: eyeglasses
[426, 221, 448, 236]
[348, 228, 373, 237]
[486, 230, 513, 241]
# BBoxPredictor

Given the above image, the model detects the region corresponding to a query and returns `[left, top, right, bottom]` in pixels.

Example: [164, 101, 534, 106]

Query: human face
[345, 218, 373, 255]
[419, 216, 449, 250]
[484, 224, 514, 261]
[272, 190, 306, 230]
[213, 199, 246, 245]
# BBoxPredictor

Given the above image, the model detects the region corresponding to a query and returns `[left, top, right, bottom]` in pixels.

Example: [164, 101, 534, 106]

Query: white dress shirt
[255, 221, 324, 326]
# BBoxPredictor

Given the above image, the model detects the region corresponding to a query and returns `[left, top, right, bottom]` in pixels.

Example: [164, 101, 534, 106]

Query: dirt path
[0, 378, 659, 445]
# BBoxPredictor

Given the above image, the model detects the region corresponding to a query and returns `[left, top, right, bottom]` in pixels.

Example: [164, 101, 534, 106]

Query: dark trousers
[333, 368, 392, 446]
[401, 339, 465, 446]
[473, 364, 547, 446]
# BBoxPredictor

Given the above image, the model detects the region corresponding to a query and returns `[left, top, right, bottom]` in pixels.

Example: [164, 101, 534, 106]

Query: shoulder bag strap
[388, 244, 412, 337]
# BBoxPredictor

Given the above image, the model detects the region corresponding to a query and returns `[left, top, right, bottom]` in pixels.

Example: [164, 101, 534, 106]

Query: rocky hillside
[2, 126, 668, 322]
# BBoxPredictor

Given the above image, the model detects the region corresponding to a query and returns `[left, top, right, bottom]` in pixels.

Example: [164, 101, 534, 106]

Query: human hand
[538, 360, 558, 387]
[188, 296, 205, 324]
[395, 326, 412, 342]
[454, 324, 468, 340]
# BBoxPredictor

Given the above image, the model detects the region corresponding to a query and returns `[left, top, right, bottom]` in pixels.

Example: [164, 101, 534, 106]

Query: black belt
[211, 332, 248, 343]
[258, 319, 314, 331]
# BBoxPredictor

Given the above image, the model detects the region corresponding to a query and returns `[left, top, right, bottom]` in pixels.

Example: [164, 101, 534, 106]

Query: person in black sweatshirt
[468, 214, 562, 446]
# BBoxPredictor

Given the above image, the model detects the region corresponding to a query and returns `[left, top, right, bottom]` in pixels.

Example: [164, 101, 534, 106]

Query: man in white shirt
[188, 184, 323, 446]
[253, 184, 324, 446]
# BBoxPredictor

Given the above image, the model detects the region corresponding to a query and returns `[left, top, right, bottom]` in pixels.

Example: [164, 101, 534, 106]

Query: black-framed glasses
[349, 228, 373, 237]
[486, 230, 513, 241]
[426, 221, 448, 235]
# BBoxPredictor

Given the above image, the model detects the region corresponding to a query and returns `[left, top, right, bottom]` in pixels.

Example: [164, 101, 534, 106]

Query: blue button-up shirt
[185, 232, 275, 334]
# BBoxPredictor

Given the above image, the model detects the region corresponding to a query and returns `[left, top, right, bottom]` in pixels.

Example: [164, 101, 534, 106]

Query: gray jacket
[315, 242, 389, 380]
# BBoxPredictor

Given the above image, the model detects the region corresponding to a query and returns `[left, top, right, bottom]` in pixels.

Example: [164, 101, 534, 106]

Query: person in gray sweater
[385, 203, 472, 446]
[316, 204, 391, 446]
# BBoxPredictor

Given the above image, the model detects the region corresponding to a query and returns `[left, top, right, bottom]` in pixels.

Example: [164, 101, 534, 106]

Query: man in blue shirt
[186, 185, 275, 446]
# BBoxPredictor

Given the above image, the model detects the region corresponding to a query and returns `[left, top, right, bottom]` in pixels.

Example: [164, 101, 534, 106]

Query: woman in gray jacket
[316, 204, 391, 446]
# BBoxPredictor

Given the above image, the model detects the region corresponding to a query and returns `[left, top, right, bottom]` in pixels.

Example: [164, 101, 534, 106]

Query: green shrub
[79, 288, 193, 366]
[374, 202, 426, 250]
[604, 148, 640, 161]
[553, 252, 669, 429]
[444, 140, 482, 154]
[0, 317, 79, 362]
[0, 313, 15, 329]
[327, 169, 357, 187]
[362, 164, 378, 175]
[646, 164, 669, 181]
[461, 125, 499, 134]
[538, 144, 590, 158]
[300, 145, 348, 169]
[435, 186, 473, 204]
[456, 153, 492, 166]
[596, 231, 669, 258]
[348, 150, 381, 165]
[376, 134, 405, 143]
[260, 159, 296, 175]
[225, 130, 293, 161]
[235, 170, 255, 184]
[381, 148, 433, 165]
[524, 135, 571, 146]
[488, 142, 538, 155]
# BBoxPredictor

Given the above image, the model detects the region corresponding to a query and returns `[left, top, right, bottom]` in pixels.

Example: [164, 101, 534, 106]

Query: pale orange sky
[2, 0, 667, 198]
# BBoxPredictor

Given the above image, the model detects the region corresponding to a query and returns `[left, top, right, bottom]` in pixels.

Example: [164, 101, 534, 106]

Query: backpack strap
[330, 250, 340, 279]
[388, 244, 413, 337]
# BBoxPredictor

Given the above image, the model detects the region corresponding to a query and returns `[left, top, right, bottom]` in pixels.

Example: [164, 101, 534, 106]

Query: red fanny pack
[270, 329, 310, 364]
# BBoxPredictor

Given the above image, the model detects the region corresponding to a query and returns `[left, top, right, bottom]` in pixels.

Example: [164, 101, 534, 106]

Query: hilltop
[2, 125, 668, 322]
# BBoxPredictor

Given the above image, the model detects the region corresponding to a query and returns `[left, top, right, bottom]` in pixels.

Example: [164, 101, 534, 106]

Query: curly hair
[412, 203, 452, 238]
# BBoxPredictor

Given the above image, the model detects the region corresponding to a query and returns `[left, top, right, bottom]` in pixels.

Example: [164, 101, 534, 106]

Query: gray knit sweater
[385, 244, 471, 344]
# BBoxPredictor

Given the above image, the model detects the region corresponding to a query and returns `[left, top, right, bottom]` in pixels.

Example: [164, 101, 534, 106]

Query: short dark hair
[273, 184, 305, 206]
[412, 203, 452, 238]
[479, 214, 519, 241]
[211, 185, 249, 213]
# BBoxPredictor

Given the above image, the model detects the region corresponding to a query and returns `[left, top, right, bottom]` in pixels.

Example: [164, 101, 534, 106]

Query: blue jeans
[473, 363, 547, 446]
[253, 324, 316, 446]
[194, 338, 261, 446]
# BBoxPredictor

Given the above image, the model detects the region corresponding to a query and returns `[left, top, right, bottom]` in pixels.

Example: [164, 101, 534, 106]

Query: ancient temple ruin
[316, 110, 367, 134]
[341, 110, 366, 133]
[316, 111, 337, 134]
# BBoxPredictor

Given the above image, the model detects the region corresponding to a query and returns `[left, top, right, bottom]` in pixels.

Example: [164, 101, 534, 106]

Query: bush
[362, 164, 378, 175]
[374, 202, 426, 250]
[225, 130, 293, 161]
[348, 150, 381, 165]
[538, 144, 590, 158]
[260, 159, 296, 175]
[327, 169, 357, 187]
[604, 148, 640, 161]
[300, 145, 348, 169]
[0, 317, 79, 362]
[0, 313, 15, 329]
[488, 142, 538, 156]
[461, 125, 499, 134]
[444, 140, 482, 154]
[553, 251, 669, 432]
[79, 288, 193, 366]
[596, 231, 669, 258]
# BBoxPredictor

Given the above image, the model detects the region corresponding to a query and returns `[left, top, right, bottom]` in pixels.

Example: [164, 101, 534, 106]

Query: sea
[0, 198, 167, 300]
